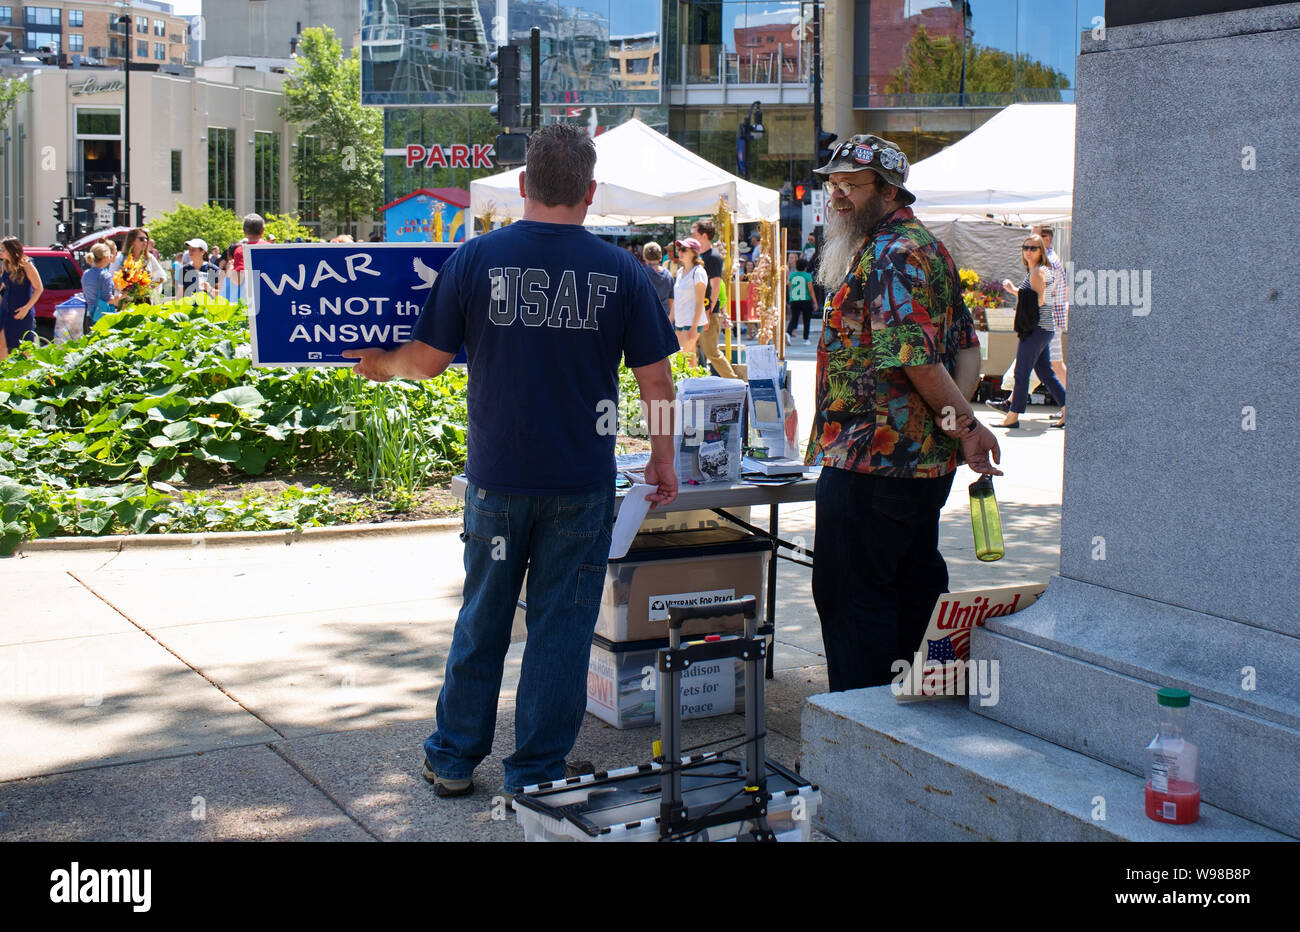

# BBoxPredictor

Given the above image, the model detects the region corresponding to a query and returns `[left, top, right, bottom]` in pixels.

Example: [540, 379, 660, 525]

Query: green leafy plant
[0, 299, 466, 554]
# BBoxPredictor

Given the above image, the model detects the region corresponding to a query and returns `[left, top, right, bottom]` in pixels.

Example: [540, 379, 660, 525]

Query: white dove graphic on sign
[412, 257, 439, 290]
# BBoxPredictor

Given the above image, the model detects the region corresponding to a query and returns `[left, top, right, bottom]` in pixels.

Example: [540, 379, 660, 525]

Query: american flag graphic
[926, 629, 972, 663]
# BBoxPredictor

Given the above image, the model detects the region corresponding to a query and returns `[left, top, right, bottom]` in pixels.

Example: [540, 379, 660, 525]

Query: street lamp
[738, 100, 764, 180]
[115, 14, 131, 224]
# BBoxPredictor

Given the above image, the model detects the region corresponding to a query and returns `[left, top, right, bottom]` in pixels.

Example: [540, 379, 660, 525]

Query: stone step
[800, 686, 1293, 842]
[972, 576, 1300, 838]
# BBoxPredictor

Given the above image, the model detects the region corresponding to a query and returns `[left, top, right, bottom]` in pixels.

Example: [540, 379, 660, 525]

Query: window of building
[852, 0, 1106, 108]
[669, 104, 811, 192]
[154, 19, 164, 36]
[68, 9, 82, 27]
[254, 132, 280, 218]
[296, 134, 321, 236]
[24, 6, 59, 26]
[669, 1, 810, 87]
[76, 109, 120, 136]
[108, 37, 122, 58]
[25, 32, 59, 52]
[170, 150, 182, 193]
[69, 33, 84, 52]
[74, 107, 121, 200]
[137, 39, 148, 58]
[0, 7, 14, 24]
[154, 42, 165, 60]
[207, 128, 235, 210]
[136, 15, 148, 33]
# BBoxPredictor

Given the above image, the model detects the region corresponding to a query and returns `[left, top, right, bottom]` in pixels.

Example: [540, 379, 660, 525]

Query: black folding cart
[513, 596, 820, 842]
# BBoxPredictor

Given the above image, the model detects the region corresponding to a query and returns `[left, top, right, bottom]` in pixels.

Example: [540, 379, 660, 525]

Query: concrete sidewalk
[0, 397, 1064, 842]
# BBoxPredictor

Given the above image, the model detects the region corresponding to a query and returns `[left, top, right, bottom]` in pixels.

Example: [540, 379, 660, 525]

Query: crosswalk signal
[489, 45, 521, 128]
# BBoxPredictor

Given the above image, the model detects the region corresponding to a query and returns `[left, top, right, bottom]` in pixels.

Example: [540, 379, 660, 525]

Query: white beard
[815, 202, 876, 291]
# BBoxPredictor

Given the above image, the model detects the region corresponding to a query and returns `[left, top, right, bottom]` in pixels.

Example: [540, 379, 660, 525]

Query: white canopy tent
[469, 118, 781, 228]
[906, 103, 1075, 223]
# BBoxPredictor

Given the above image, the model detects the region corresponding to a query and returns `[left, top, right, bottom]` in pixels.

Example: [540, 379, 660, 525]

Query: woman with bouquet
[110, 228, 166, 308]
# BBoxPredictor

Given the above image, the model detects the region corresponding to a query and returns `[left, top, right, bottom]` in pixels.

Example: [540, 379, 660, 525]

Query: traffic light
[72, 196, 94, 236]
[52, 198, 70, 223]
[133, 203, 145, 227]
[793, 182, 806, 202]
[489, 45, 521, 128]
[816, 131, 838, 168]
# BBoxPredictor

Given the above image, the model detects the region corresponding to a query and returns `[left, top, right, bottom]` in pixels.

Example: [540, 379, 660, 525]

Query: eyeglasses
[1022, 245, 1040, 252]
[823, 179, 874, 198]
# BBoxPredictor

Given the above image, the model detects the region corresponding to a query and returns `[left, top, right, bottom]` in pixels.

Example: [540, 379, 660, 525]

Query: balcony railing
[684, 42, 812, 86]
[67, 170, 118, 199]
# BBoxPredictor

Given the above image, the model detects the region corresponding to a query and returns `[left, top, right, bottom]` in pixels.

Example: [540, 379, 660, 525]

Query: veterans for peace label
[246, 242, 459, 366]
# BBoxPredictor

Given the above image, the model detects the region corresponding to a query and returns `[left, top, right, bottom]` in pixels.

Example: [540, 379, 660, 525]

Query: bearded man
[805, 134, 1003, 692]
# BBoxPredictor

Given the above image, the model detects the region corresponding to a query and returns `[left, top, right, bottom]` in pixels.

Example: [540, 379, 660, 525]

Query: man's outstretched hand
[961, 421, 1004, 476]
[342, 348, 392, 382]
[643, 458, 678, 509]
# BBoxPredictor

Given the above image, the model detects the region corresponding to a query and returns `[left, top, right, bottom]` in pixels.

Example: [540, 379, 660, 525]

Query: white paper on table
[608, 483, 654, 560]
[747, 343, 779, 381]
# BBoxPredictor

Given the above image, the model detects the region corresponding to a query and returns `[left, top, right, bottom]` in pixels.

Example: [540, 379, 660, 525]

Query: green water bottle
[969, 476, 1004, 562]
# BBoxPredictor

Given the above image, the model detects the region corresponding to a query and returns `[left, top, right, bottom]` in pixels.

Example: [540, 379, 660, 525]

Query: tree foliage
[280, 26, 383, 234]
[0, 77, 29, 156]
[884, 25, 1070, 101]
[146, 203, 314, 258]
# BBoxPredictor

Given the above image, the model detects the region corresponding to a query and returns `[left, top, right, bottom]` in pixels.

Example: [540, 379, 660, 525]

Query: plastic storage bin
[515, 757, 820, 842]
[586, 634, 745, 729]
[675, 376, 748, 483]
[594, 528, 771, 642]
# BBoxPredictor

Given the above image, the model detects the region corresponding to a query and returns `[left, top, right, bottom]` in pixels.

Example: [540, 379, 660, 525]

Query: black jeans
[787, 300, 813, 340]
[812, 466, 957, 692]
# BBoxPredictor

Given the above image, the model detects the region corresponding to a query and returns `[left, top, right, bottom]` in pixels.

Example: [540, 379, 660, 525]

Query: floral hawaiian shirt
[804, 206, 978, 479]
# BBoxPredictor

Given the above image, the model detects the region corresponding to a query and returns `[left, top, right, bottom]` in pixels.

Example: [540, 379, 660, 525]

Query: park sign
[245, 243, 458, 367]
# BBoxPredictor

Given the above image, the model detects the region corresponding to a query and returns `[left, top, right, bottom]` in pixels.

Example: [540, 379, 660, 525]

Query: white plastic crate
[514, 758, 820, 842]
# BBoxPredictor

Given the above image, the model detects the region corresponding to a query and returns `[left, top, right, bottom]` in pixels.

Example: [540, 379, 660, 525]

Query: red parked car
[20, 247, 84, 338]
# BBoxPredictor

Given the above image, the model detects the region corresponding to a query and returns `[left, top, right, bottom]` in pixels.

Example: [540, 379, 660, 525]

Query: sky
[169, 0, 201, 14]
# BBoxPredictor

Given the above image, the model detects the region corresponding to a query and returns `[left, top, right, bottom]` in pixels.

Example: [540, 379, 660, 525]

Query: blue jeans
[424, 481, 614, 792]
[812, 466, 956, 692]
[1010, 326, 1066, 414]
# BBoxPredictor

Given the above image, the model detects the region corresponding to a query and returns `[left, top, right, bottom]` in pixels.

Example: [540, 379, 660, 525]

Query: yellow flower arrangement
[112, 255, 153, 309]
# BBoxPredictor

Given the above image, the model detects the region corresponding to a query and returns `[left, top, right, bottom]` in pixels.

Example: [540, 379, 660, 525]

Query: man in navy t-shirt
[344, 124, 680, 797]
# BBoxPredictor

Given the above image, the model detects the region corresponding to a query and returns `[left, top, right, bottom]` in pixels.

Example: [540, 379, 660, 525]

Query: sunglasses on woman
[1022, 245, 1040, 252]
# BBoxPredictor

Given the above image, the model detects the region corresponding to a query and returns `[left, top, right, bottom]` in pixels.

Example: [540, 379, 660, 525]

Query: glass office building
[848, 0, 1105, 160]
[375, 1, 1103, 223]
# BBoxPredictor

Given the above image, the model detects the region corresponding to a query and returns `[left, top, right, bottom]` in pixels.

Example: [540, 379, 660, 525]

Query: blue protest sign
[246, 242, 459, 366]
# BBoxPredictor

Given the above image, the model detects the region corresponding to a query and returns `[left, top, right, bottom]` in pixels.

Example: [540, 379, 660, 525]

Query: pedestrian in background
[111, 228, 166, 304]
[993, 233, 1066, 428]
[787, 256, 814, 344]
[180, 238, 217, 301]
[0, 235, 43, 362]
[641, 242, 673, 320]
[690, 219, 738, 379]
[1034, 224, 1068, 428]
[672, 236, 709, 358]
[80, 242, 117, 334]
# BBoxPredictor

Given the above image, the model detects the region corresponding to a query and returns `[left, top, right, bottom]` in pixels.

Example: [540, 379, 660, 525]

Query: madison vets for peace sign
[246, 243, 459, 366]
